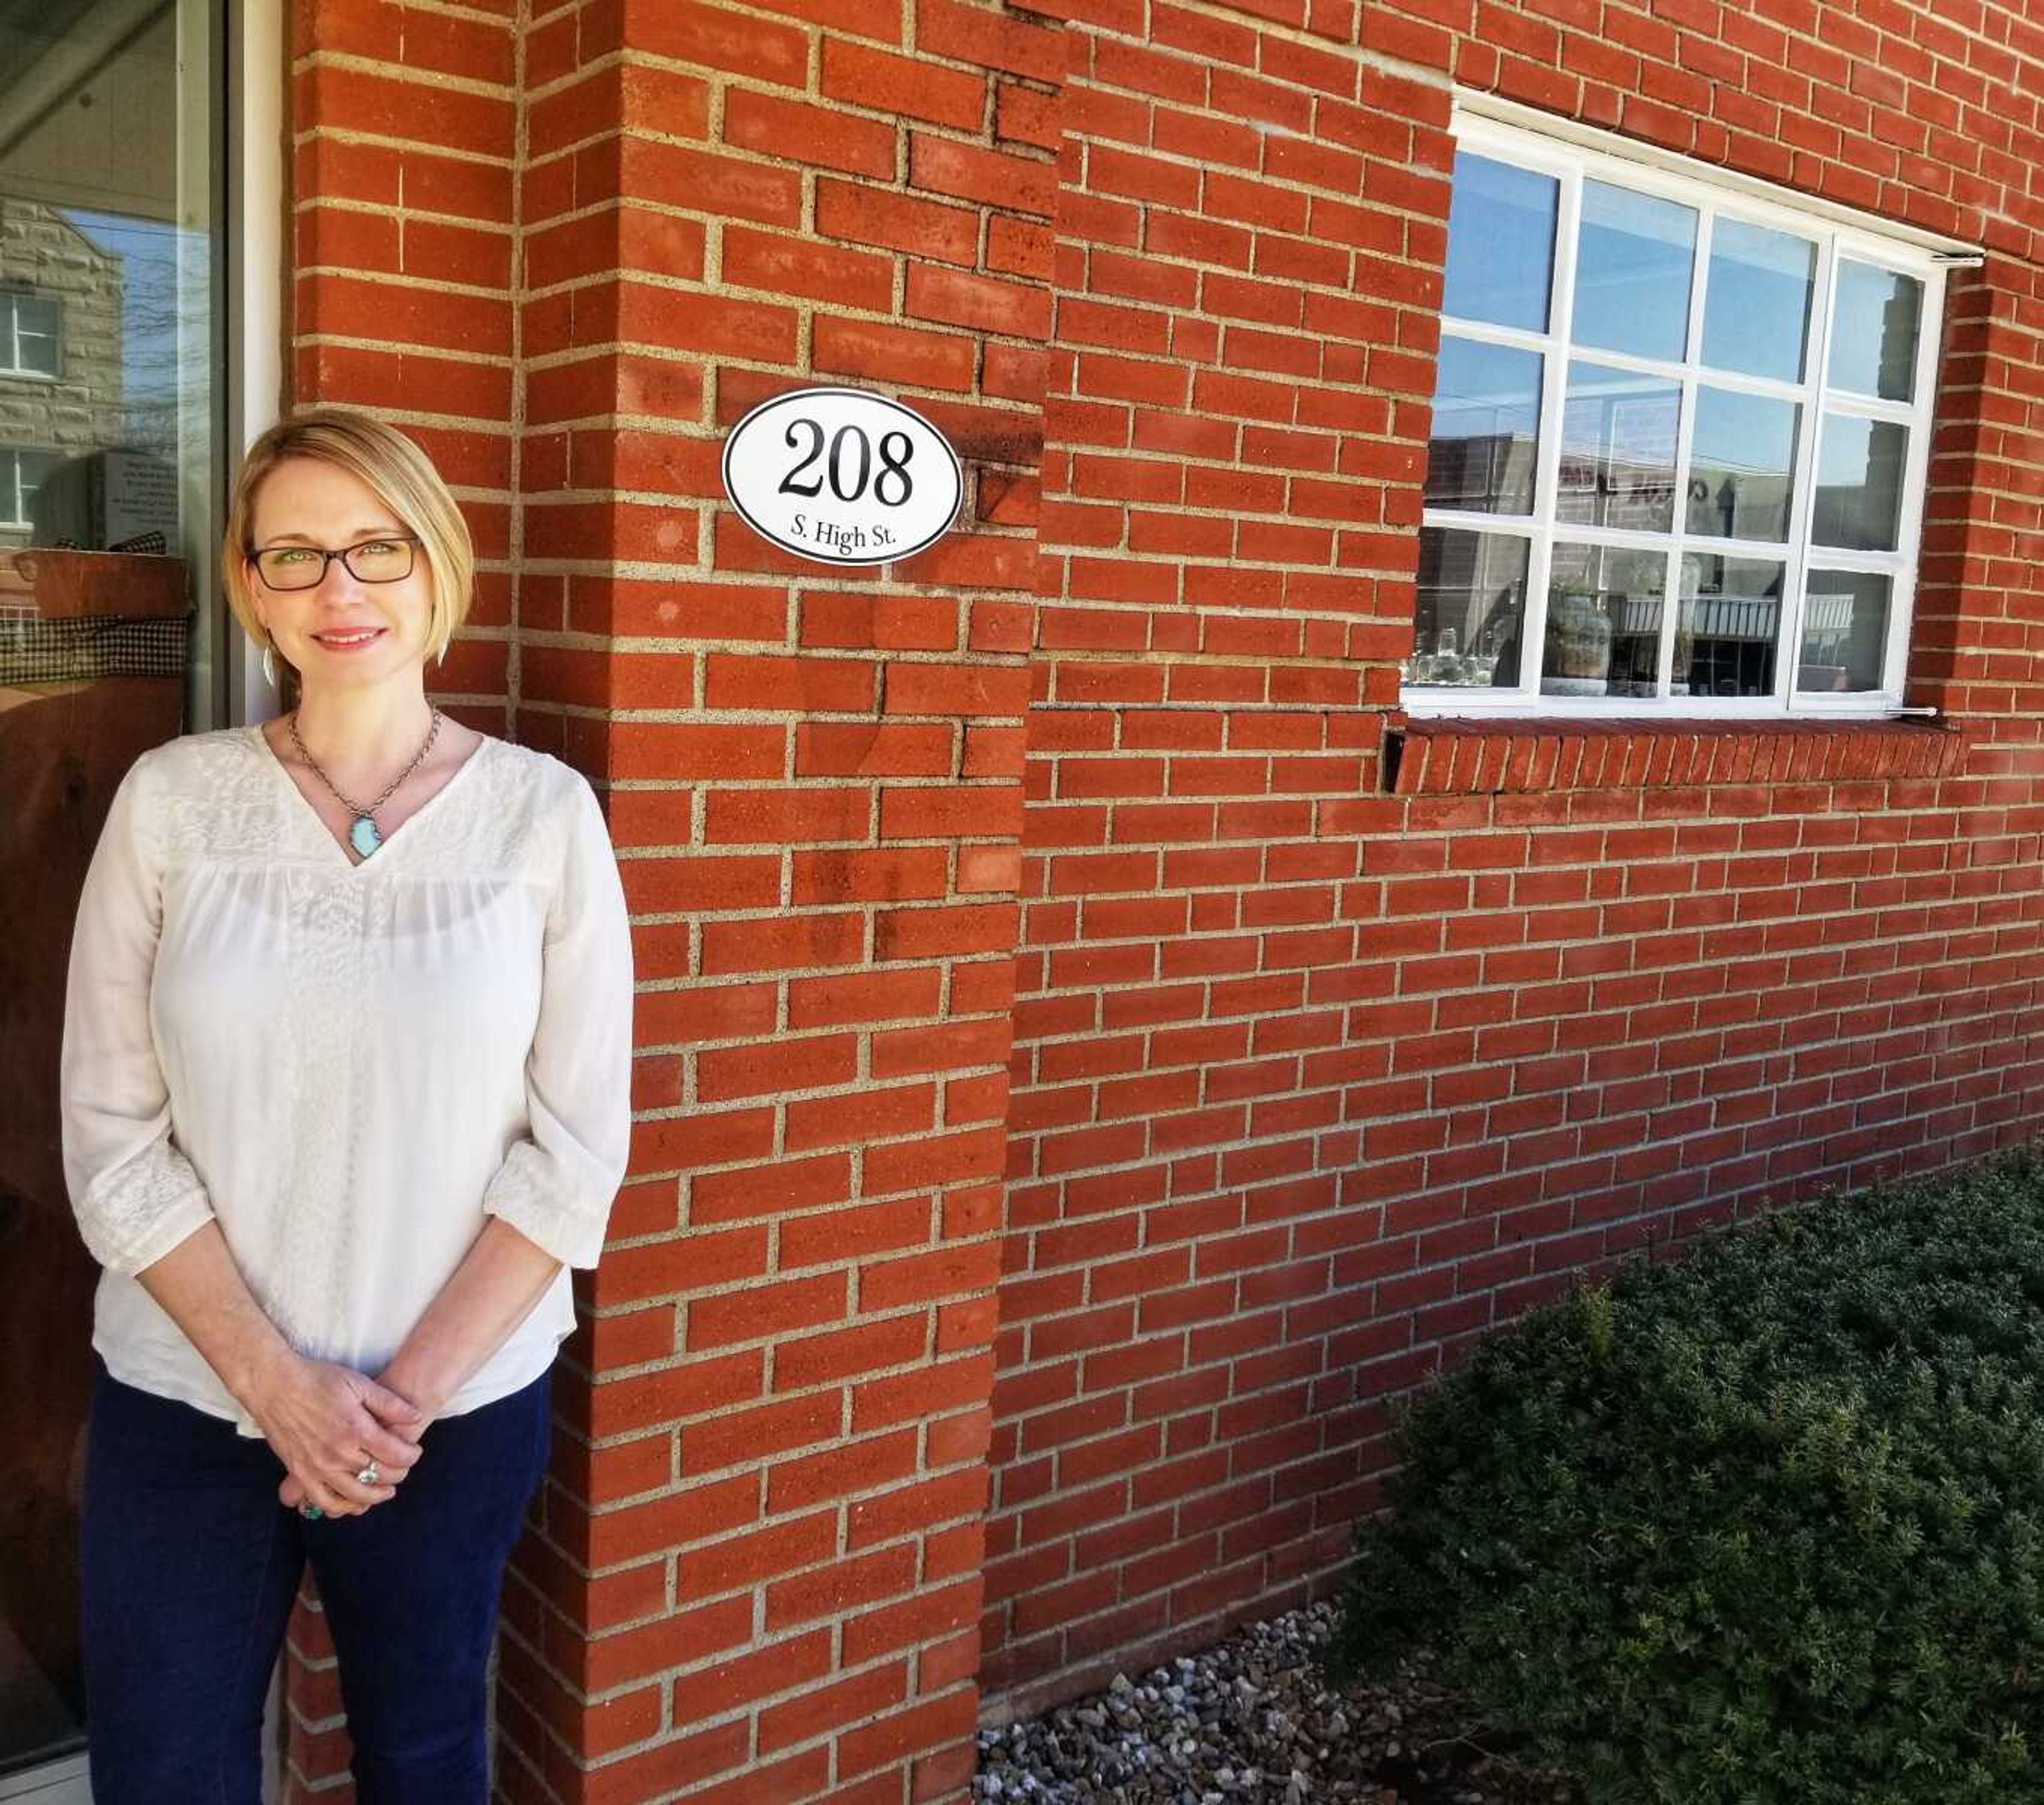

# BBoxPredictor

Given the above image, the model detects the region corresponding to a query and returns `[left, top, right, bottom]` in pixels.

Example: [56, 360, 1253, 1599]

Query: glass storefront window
[0, 2, 226, 1786]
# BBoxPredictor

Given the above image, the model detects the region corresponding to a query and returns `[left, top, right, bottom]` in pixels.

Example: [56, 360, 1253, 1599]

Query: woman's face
[246, 457, 437, 695]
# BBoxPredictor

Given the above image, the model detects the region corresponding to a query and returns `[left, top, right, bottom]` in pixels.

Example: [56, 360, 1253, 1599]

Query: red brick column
[490, 4, 1061, 1802]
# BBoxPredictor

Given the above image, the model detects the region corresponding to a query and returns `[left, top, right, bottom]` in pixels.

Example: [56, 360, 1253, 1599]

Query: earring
[262, 642, 277, 688]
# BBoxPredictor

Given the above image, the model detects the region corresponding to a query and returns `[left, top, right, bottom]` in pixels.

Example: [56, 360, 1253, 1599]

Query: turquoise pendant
[349, 814, 382, 858]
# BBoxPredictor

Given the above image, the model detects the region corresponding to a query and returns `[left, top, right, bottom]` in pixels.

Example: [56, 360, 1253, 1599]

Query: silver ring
[356, 1462, 380, 1487]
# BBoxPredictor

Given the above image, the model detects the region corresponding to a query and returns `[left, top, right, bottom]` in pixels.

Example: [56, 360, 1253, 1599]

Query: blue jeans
[79, 1355, 553, 1805]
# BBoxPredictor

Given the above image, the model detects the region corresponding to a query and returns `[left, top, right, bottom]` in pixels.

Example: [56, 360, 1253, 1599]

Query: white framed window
[1404, 106, 1961, 719]
[0, 449, 55, 528]
[1, 292, 60, 378]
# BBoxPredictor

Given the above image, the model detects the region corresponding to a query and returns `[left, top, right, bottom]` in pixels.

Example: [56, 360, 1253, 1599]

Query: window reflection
[1687, 388, 1798, 542]
[1676, 554, 1784, 698]
[2, 292, 61, 376]
[1800, 571, 1890, 691]
[1544, 543, 1667, 698]
[1572, 181, 1697, 362]
[1424, 335, 1542, 516]
[1, 448, 55, 526]
[1411, 131, 1934, 719]
[0, 3, 224, 1784]
[1407, 526, 1527, 688]
[1828, 261, 1922, 402]
[1, 210, 195, 557]
[1812, 415, 1906, 550]
[1558, 361, 1682, 533]
[1443, 153, 1557, 332]
[1702, 219, 1814, 383]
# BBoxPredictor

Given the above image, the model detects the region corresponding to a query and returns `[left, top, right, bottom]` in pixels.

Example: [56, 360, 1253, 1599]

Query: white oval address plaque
[721, 386, 963, 567]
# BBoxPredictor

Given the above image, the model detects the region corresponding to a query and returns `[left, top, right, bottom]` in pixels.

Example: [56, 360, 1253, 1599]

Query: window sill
[1382, 715, 1967, 796]
[2, 547, 188, 620]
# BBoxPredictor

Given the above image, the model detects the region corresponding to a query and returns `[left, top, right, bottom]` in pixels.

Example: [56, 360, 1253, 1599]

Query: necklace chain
[288, 705, 443, 825]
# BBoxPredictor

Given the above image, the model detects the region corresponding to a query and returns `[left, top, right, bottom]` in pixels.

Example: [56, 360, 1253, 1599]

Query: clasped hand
[246, 1351, 432, 1518]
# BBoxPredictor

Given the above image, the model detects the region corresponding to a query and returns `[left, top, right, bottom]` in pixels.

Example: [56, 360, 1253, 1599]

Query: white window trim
[1404, 102, 1966, 723]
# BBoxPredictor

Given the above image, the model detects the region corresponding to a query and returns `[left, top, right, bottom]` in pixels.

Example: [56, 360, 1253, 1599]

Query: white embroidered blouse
[59, 723, 635, 1436]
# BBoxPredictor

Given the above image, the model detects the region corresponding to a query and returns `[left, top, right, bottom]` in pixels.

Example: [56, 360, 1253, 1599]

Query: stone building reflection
[0, 198, 128, 559]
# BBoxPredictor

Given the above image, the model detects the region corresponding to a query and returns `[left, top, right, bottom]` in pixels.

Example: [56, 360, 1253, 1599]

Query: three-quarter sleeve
[480, 774, 634, 1268]
[59, 753, 217, 1276]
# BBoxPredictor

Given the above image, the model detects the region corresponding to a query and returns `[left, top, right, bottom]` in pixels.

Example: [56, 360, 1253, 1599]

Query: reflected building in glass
[0, 4, 224, 1788]
[1423, 426, 1540, 519]
[0, 199, 128, 561]
[1412, 523, 1527, 687]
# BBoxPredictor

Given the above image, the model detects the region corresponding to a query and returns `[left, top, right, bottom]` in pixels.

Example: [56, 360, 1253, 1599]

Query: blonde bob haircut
[221, 408, 474, 667]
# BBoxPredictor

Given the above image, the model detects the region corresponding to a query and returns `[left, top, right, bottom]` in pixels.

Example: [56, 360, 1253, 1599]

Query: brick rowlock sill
[1382, 716, 1971, 796]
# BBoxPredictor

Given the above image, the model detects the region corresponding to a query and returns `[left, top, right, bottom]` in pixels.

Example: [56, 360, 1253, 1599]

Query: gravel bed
[975, 1600, 1585, 1805]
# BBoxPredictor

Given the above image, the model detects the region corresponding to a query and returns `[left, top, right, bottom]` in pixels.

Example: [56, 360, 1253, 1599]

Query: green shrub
[1318, 1144, 2044, 1805]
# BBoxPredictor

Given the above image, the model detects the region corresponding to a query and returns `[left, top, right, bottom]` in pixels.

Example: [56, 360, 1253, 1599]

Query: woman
[59, 408, 635, 1803]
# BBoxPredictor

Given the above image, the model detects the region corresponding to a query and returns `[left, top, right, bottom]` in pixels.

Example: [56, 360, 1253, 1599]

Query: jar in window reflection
[1548, 588, 1611, 695]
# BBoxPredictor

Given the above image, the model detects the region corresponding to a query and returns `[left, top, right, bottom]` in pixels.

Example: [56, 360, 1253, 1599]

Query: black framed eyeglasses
[248, 537, 419, 591]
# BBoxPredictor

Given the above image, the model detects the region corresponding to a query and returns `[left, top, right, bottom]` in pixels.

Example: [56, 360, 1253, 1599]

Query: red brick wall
[496, 3, 1054, 1802]
[981, 0, 2044, 1725]
[274, 0, 2044, 1795]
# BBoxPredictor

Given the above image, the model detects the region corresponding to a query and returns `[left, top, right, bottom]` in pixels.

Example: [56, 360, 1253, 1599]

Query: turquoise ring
[298, 1503, 324, 1520]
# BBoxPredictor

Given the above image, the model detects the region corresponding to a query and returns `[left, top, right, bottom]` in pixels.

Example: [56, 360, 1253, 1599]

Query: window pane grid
[1408, 118, 1941, 716]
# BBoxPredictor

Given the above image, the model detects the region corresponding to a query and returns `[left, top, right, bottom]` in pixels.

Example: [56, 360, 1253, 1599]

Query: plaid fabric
[47, 532, 170, 554]
[0, 612, 188, 684]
